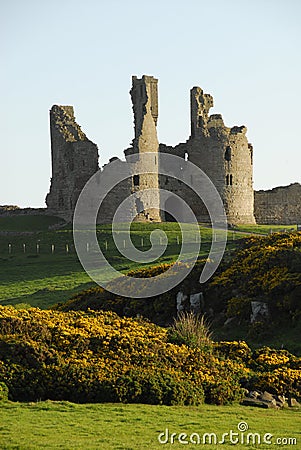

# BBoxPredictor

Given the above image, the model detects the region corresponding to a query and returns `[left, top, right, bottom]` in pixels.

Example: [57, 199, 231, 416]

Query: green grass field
[0, 217, 298, 309]
[0, 215, 65, 231]
[234, 223, 297, 235]
[0, 219, 246, 308]
[0, 401, 299, 449]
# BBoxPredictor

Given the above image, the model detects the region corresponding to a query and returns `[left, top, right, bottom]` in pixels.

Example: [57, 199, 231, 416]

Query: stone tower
[125, 75, 161, 221]
[188, 86, 255, 224]
[46, 105, 99, 221]
[160, 86, 255, 224]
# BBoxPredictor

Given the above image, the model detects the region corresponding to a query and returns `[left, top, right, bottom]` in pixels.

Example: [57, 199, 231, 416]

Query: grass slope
[54, 232, 301, 352]
[0, 215, 65, 231]
[0, 402, 300, 449]
[0, 222, 242, 308]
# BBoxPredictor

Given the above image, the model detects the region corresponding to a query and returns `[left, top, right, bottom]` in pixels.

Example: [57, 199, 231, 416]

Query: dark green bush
[0, 381, 8, 401]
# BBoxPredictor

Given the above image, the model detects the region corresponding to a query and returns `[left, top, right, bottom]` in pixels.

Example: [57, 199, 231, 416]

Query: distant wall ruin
[255, 183, 301, 225]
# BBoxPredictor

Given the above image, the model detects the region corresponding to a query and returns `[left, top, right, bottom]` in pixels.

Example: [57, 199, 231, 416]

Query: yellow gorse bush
[0, 306, 300, 405]
[209, 232, 301, 329]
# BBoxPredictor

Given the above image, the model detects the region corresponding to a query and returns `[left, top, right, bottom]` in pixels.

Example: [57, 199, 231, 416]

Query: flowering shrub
[0, 306, 237, 405]
[209, 232, 301, 324]
[215, 342, 301, 401]
[251, 368, 301, 399]
[0, 306, 300, 405]
[226, 298, 251, 320]
[215, 341, 252, 363]
[251, 347, 301, 371]
[55, 260, 208, 326]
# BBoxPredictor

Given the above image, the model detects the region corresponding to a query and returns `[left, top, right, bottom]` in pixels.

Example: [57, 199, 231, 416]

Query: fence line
[5, 226, 297, 255]
[2, 236, 211, 255]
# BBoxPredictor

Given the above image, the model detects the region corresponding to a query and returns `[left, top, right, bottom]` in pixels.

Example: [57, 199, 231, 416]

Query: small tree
[169, 312, 213, 351]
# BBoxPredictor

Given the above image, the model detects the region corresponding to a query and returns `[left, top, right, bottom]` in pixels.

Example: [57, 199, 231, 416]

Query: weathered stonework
[46, 105, 99, 221]
[255, 183, 301, 224]
[125, 75, 161, 222]
[92, 76, 161, 224]
[45, 74, 299, 226]
[159, 87, 255, 224]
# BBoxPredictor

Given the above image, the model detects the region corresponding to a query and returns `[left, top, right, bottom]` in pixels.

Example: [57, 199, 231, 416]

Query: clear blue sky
[1, 0, 301, 207]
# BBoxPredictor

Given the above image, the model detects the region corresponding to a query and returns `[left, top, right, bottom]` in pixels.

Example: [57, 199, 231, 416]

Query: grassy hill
[0, 220, 242, 308]
[0, 214, 65, 231]
[206, 232, 301, 351]
[1, 218, 300, 349]
[55, 232, 301, 353]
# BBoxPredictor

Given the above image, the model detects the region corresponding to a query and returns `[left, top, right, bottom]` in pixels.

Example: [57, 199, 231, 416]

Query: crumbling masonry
[46, 105, 99, 218]
[46, 75, 301, 225]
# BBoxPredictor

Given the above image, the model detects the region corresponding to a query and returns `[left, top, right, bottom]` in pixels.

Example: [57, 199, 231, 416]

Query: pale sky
[1, 0, 301, 207]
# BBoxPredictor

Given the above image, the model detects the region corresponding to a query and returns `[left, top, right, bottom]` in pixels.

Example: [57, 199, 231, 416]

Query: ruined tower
[125, 75, 161, 221]
[160, 86, 255, 224]
[188, 86, 255, 224]
[46, 105, 99, 221]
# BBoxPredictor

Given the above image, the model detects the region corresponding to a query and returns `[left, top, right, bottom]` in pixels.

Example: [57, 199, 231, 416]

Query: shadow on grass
[0, 281, 96, 309]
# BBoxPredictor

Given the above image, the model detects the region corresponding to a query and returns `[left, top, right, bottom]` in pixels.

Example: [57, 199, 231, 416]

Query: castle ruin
[46, 105, 99, 218]
[46, 75, 301, 226]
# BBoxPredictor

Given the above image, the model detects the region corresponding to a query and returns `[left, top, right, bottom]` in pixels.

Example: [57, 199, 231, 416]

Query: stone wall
[255, 183, 301, 224]
[0, 207, 47, 217]
[46, 105, 99, 221]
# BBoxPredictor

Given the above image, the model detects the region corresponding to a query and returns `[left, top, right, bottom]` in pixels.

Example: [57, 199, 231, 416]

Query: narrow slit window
[226, 174, 233, 186]
[225, 146, 231, 161]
